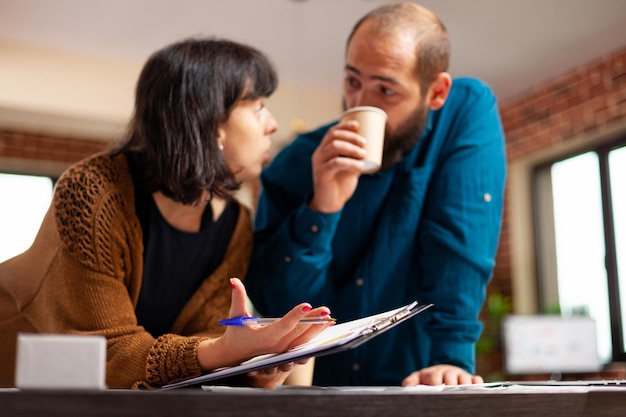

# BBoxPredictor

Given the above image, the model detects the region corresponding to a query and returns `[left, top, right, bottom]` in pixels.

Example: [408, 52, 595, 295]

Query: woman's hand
[241, 358, 311, 388]
[197, 278, 332, 387]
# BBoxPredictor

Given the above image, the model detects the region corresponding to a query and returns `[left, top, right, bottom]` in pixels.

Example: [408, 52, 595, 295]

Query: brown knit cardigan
[0, 152, 253, 388]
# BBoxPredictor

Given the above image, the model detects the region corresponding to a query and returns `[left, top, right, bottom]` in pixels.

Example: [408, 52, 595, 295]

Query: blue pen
[219, 316, 336, 326]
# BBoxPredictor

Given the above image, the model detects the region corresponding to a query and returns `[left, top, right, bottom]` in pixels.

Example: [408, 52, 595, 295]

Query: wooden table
[1, 385, 625, 417]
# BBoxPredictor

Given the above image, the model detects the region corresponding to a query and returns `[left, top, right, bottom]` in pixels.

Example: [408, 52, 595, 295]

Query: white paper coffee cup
[341, 106, 387, 173]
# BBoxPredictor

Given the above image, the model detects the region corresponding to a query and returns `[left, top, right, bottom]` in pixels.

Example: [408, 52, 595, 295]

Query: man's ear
[426, 72, 452, 110]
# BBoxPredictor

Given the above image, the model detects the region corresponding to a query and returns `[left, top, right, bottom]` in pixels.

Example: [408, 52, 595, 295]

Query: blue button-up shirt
[246, 77, 507, 386]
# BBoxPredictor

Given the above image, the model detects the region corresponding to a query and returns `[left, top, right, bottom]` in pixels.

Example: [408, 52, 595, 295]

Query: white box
[15, 333, 107, 389]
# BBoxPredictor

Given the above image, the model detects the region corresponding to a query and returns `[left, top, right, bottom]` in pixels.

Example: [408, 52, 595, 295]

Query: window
[533, 140, 626, 365]
[0, 173, 54, 263]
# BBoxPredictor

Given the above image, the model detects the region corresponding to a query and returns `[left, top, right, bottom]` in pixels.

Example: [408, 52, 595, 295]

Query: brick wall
[477, 45, 626, 379]
[0, 129, 111, 172]
[493, 46, 625, 304]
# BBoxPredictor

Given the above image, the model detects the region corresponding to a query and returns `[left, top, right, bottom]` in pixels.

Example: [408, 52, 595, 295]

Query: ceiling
[1, 0, 625, 103]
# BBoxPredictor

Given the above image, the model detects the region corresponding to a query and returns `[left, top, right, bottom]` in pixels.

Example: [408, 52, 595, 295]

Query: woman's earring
[218, 144, 224, 151]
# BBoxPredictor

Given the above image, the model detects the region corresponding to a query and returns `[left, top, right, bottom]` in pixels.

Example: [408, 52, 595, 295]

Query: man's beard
[380, 101, 429, 171]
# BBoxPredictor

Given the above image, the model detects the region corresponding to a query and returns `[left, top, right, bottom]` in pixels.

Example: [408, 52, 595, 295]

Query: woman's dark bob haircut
[113, 37, 278, 204]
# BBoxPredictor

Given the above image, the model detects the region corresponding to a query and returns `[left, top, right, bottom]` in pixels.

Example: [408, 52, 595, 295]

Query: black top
[132, 183, 238, 338]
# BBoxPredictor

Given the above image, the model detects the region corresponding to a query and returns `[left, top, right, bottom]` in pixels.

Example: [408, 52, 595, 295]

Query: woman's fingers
[286, 320, 333, 349]
[255, 305, 332, 352]
[278, 305, 334, 350]
[258, 362, 294, 375]
[278, 305, 331, 332]
[227, 277, 249, 318]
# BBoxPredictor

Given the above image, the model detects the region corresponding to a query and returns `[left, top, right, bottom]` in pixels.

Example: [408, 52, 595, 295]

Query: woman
[0, 38, 331, 389]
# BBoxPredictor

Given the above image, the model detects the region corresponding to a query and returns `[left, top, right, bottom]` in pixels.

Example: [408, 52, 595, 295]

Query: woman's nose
[265, 111, 279, 135]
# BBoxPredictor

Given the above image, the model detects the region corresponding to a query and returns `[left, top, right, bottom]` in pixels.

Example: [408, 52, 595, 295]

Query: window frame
[531, 137, 626, 363]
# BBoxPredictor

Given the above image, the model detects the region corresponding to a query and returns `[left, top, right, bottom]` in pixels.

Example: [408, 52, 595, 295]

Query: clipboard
[162, 301, 433, 389]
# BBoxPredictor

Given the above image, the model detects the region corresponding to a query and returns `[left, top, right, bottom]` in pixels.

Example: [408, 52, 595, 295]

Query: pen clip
[219, 316, 259, 326]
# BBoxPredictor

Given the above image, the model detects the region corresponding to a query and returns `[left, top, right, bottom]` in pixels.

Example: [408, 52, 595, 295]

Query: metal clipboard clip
[362, 301, 421, 335]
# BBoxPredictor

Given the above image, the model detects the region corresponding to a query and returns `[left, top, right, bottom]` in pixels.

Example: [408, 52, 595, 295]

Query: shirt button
[284, 256, 291, 263]
[483, 193, 492, 202]
[356, 278, 364, 286]
[310, 224, 319, 233]
[352, 363, 360, 371]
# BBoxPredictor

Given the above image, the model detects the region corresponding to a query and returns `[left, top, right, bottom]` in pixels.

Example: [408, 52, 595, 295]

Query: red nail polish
[302, 306, 312, 313]
[320, 311, 330, 316]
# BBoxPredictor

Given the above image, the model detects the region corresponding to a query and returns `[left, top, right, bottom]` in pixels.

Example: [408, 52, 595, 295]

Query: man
[246, 2, 506, 386]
